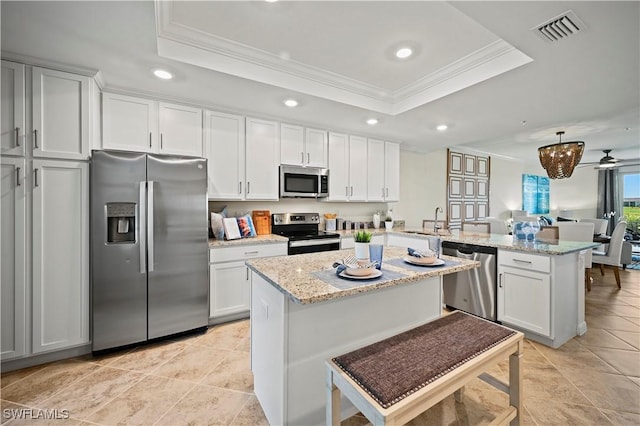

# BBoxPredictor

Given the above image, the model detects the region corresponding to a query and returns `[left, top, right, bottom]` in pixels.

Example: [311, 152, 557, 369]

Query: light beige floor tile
[585, 314, 639, 332]
[201, 350, 253, 393]
[1, 361, 101, 406]
[455, 388, 536, 426]
[156, 384, 249, 426]
[86, 375, 194, 426]
[608, 304, 640, 318]
[341, 414, 371, 426]
[622, 316, 640, 326]
[524, 398, 613, 425]
[83, 346, 137, 367]
[235, 335, 251, 353]
[195, 320, 249, 350]
[602, 409, 640, 425]
[150, 345, 229, 382]
[106, 339, 186, 373]
[37, 366, 144, 421]
[8, 414, 81, 426]
[576, 328, 637, 350]
[1, 364, 48, 389]
[405, 395, 458, 426]
[531, 338, 619, 374]
[607, 329, 640, 350]
[628, 376, 640, 387]
[588, 347, 640, 377]
[559, 368, 640, 414]
[521, 363, 592, 405]
[230, 396, 269, 426]
[1, 400, 26, 425]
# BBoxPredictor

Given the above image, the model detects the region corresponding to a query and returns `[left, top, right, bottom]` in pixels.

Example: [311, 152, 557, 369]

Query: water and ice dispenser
[106, 203, 136, 243]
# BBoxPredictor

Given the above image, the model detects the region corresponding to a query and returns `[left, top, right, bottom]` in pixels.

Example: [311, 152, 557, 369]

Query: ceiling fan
[578, 149, 640, 169]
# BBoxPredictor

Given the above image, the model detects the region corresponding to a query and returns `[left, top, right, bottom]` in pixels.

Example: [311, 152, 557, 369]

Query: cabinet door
[348, 135, 368, 201]
[158, 102, 203, 157]
[498, 266, 551, 337]
[102, 92, 157, 152]
[245, 117, 279, 200]
[204, 110, 245, 200]
[367, 138, 385, 201]
[327, 132, 349, 201]
[1, 158, 26, 360]
[1, 61, 25, 156]
[32, 159, 89, 353]
[305, 128, 328, 168]
[280, 123, 304, 166]
[384, 142, 400, 201]
[210, 261, 250, 318]
[32, 67, 90, 160]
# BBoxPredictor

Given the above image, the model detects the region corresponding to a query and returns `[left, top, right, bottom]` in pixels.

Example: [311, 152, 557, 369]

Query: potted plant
[384, 216, 394, 230]
[354, 230, 372, 260]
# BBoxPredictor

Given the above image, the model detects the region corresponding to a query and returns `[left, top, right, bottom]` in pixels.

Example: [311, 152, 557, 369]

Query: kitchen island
[246, 247, 479, 426]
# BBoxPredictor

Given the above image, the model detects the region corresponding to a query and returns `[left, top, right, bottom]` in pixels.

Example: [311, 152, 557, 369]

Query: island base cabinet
[250, 272, 442, 425]
[498, 266, 551, 337]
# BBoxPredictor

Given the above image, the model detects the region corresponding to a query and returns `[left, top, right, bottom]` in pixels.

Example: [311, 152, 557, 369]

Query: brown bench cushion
[332, 311, 516, 408]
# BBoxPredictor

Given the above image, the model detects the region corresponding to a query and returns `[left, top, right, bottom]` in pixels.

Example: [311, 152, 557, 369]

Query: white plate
[338, 269, 383, 280]
[403, 257, 445, 267]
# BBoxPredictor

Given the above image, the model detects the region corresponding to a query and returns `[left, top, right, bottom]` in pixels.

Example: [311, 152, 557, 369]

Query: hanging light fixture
[537, 131, 585, 179]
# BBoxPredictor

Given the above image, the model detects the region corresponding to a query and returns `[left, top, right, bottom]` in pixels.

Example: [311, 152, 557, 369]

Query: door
[384, 142, 400, 201]
[367, 138, 385, 201]
[102, 92, 157, 153]
[32, 67, 90, 160]
[305, 128, 327, 167]
[280, 123, 304, 166]
[158, 102, 203, 157]
[32, 159, 89, 353]
[348, 135, 367, 201]
[147, 154, 209, 339]
[1, 158, 26, 360]
[91, 150, 147, 351]
[327, 132, 348, 201]
[204, 110, 245, 200]
[1, 61, 25, 156]
[210, 261, 250, 318]
[245, 117, 279, 200]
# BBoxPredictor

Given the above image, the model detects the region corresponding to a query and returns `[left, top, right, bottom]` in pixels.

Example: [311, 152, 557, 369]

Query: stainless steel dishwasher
[442, 241, 498, 321]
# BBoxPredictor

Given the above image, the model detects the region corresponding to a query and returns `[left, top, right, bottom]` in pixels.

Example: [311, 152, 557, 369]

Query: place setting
[385, 248, 458, 272]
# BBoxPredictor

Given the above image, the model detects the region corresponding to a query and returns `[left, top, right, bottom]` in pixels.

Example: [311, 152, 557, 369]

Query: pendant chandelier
[538, 131, 584, 179]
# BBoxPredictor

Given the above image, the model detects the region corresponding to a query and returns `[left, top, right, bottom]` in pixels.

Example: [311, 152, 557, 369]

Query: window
[622, 172, 640, 232]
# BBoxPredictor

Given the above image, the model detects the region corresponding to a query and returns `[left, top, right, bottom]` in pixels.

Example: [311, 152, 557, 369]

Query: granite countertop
[246, 246, 479, 305]
[208, 234, 288, 248]
[332, 229, 388, 238]
[391, 229, 600, 255]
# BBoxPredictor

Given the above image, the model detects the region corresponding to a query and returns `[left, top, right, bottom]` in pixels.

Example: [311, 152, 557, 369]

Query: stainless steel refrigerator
[91, 150, 209, 351]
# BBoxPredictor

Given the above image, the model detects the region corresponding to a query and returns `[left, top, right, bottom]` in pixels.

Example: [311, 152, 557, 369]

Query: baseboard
[1, 344, 92, 373]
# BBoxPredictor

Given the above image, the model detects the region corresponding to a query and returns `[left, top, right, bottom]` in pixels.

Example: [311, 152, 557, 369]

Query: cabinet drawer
[499, 250, 550, 273]
[210, 243, 287, 263]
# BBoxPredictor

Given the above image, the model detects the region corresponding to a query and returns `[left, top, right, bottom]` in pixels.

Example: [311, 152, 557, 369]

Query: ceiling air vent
[533, 10, 585, 43]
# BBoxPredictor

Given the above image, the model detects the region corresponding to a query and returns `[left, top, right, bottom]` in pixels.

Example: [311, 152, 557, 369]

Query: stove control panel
[272, 213, 320, 225]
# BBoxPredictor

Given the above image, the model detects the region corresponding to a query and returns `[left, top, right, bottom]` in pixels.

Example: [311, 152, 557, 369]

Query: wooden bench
[326, 311, 524, 425]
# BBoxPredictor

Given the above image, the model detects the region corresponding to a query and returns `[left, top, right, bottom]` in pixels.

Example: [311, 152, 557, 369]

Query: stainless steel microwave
[280, 165, 329, 198]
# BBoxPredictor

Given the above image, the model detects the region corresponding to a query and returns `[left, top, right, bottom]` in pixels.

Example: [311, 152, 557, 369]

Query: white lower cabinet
[1, 158, 89, 360]
[386, 233, 431, 251]
[209, 242, 286, 322]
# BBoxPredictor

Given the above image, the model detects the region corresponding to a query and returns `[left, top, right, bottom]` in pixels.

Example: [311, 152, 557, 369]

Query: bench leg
[509, 340, 524, 426]
[454, 386, 465, 403]
[326, 366, 341, 426]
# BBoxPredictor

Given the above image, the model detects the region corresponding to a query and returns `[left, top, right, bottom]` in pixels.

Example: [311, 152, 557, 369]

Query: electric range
[272, 213, 341, 255]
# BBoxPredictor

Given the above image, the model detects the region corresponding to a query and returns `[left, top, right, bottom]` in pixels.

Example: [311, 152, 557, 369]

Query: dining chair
[536, 226, 559, 240]
[592, 221, 627, 289]
[557, 222, 595, 290]
[579, 218, 608, 235]
[486, 217, 509, 234]
[513, 216, 540, 223]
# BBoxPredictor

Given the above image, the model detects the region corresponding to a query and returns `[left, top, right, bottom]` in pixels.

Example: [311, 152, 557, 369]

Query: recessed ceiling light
[284, 99, 298, 107]
[395, 47, 413, 59]
[367, 118, 379, 125]
[153, 69, 173, 80]
[265, 0, 278, 3]
[436, 124, 448, 131]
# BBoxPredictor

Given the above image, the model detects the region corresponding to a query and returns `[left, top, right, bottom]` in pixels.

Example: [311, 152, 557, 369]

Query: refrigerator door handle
[139, 182, 147, 274]
[147, 180, 155, 272]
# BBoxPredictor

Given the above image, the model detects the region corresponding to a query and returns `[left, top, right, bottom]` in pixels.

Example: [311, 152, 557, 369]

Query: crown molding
[1, 51, 100, 78]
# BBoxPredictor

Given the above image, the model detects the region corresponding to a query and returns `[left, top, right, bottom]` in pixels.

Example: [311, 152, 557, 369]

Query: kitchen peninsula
[246, 246, 479, 425]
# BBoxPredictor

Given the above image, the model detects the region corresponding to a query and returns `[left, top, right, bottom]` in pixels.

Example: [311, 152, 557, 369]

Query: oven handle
[289, 238, 341, 248]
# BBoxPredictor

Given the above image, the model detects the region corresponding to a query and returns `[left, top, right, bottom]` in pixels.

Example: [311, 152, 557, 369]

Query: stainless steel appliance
[272, 213, 340, 255]
[91, 150, 209, 351]
[442, 241, 498, 321]
[279, 165, 329, 198]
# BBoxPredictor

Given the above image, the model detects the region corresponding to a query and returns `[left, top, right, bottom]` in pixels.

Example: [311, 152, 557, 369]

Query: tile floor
[1, 268, 639, 425]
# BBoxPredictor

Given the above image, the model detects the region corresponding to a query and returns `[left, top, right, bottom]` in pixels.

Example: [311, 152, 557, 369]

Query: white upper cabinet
[328, 132, 349, 201]
[1, 61, 25, 156]
[280, 124, 327, 168]
[102, 93, 203, 157]
[304, 128, 328, 168]
[348, 135, 368, 201]
[204, 110, 245, 200]
[158, 102, 203, 157]
[32, 67, 90, 160]
[280, 123, 305, 166]
[367, 139, 400, 202]
[245, 117, 280, 200]
[102, 93, 157, 153]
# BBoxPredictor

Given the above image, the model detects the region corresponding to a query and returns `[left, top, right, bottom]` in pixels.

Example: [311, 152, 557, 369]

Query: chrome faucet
[434, 207, 443, 232]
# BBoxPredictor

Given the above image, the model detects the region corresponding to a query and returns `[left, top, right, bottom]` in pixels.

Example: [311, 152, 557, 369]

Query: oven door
[288, 238, 341, 255]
